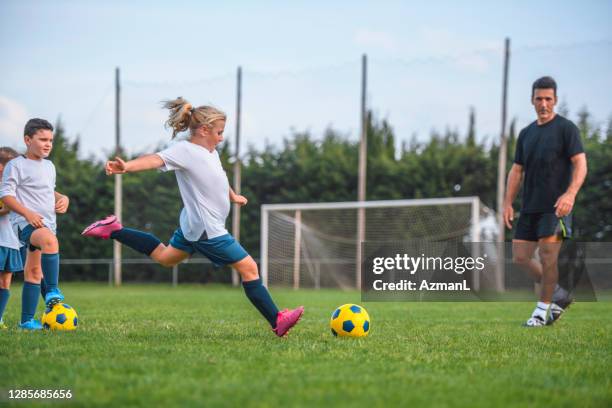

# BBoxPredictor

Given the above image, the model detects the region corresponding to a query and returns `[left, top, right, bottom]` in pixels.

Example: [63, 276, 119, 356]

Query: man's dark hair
[532, 76, 557, 98]
[24, 118, 53, 137]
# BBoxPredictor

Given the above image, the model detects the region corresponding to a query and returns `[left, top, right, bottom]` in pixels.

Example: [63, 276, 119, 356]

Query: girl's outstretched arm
[105, 154, 164, 175]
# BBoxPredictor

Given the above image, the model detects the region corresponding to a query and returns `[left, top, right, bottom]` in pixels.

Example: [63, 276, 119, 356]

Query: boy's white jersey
[0, 212, 20, 249]
[157, 141, 230, 241]
[0, 156, 57, 234]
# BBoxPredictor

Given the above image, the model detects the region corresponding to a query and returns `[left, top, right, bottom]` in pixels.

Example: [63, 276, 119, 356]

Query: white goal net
[260, 197, 495, 289]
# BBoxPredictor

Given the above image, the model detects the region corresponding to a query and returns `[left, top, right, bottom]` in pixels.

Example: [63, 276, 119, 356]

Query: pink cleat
[81, 215, 123, 239]
[273, 306, 304, 337]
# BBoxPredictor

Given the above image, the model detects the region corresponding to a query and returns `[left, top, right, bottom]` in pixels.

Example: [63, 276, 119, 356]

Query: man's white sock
[533, 301, 550, 320]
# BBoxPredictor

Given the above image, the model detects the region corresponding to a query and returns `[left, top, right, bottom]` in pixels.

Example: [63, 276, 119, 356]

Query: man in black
[503, 76, 588, 327]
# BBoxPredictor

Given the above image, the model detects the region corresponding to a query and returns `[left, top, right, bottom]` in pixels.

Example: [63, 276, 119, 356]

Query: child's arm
[0, 199, 10, 216]
[54, 191, 70, 214]
[0, 162, 43, 227]
[229, 188, 248, 206]
[0, 196, 44, 228]
[106, 155, 164, 175]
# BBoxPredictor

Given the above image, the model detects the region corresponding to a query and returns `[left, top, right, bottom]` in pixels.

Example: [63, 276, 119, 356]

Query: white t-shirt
[0, 156, 57, 234]
[157, 141, 230, 241]
[0, 212, 20, 250]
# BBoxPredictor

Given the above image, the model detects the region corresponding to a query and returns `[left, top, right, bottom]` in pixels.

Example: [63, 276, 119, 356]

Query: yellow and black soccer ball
[42, 303, 78, 331]
[330, 304, 370, 337]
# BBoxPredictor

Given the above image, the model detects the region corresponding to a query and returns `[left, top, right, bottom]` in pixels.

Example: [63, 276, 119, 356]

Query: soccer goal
[260, 197, 495, 289]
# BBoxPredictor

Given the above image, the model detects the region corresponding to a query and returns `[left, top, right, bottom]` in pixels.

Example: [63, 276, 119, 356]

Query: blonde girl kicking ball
[82, 98, 303, 337]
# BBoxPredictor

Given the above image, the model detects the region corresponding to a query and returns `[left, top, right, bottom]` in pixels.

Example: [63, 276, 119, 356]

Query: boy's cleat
[44, 288, 64, 307]
[19, 319, 43, 330]
[523, 315, 549, 327]
[0, 319, 7, 330]
[548, 298, 574, 325]
[81, 215, 123, 239]
[273, 306, 304, 337]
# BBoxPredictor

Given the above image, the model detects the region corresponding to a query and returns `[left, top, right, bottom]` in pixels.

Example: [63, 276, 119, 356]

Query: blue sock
[21, 282, 40, 323]
[20, 248, 48, 299]
[242, 278, 279, 328]
[0, 288, 10, 322]
[19, 246, 27, 265]
[41, 253, 60, 292]
[40, 278, 48, 299]
[110, 228, 161, 256]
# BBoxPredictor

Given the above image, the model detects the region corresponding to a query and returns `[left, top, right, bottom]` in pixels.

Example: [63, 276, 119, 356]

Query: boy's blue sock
[110, 228, 161, 256]
[21, 282, 40, 323]
[0, 288, 10, 322]
[40, 278, 48, 298]
[242, 278, 279, 328]
[41, 253, 60, 292]
[19, 246, 27, 265]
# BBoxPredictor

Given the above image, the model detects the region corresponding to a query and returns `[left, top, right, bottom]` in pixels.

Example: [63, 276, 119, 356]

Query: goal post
[261, 197, 495, 289]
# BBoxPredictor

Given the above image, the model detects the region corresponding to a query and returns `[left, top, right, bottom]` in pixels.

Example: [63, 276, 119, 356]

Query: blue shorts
[169, 228, 249, 267]
[18, 224, 57, 251]
[17, 225, 57, 265]
[17, 224, 36, 248]
[0, 246, 23, 272]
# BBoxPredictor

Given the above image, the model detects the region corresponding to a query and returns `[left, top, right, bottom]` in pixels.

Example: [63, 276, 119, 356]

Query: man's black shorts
[514, 212, 572, 241]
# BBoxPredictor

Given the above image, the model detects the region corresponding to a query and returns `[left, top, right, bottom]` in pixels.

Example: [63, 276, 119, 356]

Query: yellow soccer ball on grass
[330, 304, 370, 337]
[42, 303, 78, 330]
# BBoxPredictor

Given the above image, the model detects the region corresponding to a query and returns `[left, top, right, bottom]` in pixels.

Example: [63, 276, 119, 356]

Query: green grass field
[1, 283, 611, 407]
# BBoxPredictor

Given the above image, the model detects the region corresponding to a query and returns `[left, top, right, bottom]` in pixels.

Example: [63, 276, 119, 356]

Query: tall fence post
[172, 264, 178, 287]
[108, 261, 113, 287]
[356, 53, 368, 290]
[496, 37, 511, 293]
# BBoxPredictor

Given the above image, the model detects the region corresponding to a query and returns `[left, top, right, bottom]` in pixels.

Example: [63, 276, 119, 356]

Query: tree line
[38, 107, 612, 280]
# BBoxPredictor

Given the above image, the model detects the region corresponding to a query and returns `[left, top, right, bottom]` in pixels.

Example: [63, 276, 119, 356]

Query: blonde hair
[0, 147, 19, 165]
[162, 97, 226, 139]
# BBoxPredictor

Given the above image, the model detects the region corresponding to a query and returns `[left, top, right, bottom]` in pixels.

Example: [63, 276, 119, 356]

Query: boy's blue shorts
[17, 224, 57, 266]
[17, 225, 36, 248]
[0, 246, 23, 272]
[169, 228, 249, 267]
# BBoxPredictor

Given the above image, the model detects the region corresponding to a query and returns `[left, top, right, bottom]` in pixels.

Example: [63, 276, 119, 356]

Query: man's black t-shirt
[514, 114, 584, 214]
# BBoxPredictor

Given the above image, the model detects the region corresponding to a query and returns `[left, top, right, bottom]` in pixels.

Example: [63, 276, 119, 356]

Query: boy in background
[0, 119, 70, 329]
[0, 147, 23, 328]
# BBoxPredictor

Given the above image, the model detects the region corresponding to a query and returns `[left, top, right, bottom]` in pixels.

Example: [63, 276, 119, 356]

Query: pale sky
[1, 0, 611, 159]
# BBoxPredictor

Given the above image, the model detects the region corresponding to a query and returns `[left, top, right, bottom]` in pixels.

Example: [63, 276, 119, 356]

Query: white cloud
[354, 29, 398, 52]
[0, 96, 29, 148]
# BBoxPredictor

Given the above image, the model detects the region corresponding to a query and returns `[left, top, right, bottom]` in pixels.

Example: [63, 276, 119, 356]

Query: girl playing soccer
[82, 97, 303, 337]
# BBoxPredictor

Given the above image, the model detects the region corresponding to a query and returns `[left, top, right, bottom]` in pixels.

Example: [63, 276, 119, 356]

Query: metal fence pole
[172, 264, 178, 287]
[356, 54, 368, 290]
